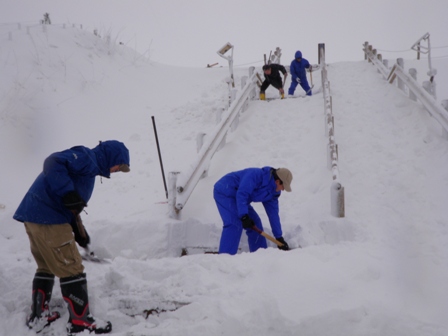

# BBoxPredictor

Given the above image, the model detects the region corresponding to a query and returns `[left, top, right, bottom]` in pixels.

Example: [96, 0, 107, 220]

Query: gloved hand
[62, 191, 87, 215]
[69, 216, 91, 248]
[276, 237, 289, 251]
[241, 215, 255, 229]
[296, 77, 301, 84]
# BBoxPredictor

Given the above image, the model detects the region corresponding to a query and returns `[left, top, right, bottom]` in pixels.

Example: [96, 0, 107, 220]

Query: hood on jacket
[91, 140, 130, 178]
[295, 50, 302, 59]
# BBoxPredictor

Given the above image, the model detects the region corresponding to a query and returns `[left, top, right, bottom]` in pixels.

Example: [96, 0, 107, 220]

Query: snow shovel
[251, 226, 285, 248]
[75, 215, 109, 263]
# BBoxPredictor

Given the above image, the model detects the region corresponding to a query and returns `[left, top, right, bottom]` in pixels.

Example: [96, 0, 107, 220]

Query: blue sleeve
[290, 61, 297, 77]
[43, 148, 96, 198]
[235, 170, 263, 218]
[303, 59, 310, 68]
[262, 197, 282, 238]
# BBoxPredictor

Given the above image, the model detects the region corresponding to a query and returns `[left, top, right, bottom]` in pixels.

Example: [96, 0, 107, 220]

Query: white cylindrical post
[167, 172, 181, 220]
[422, 81, 432, 95]
[230, 88, 238, 104]
[249, 67, 256, 99]
[331, 181, 345, 217]
[377, 54, 382, 74]
[409, 68, 417, 102]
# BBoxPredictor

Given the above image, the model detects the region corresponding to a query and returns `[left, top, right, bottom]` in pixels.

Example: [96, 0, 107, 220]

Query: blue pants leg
[246, 206, 267, 252]
[301, 81, 312, 95]
[288, 81, 298, 95]
[214, 190, 242, 255]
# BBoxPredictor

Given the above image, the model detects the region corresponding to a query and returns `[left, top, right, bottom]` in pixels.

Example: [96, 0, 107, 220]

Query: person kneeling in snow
[13, 140, 130, 335]
[213, 167, 292, 255]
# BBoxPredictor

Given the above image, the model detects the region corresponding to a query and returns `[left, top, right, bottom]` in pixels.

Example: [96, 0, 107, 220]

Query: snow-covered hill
[1, 22, 448, 336]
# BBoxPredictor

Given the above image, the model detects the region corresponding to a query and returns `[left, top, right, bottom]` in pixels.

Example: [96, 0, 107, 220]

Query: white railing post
[409, 68, 418, 101]
[168, 172, 180, 219]
[396, 58, 405, 91]
[331, 181, 345, 217]
[320, 43, 344, 217]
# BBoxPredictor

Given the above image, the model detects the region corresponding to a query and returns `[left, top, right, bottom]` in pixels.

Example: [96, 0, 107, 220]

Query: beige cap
[119, 164, 130, 173]
[276, 168, 292, 192]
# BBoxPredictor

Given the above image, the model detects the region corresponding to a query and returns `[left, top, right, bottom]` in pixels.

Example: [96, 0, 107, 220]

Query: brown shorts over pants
[25, 222, 84, 278]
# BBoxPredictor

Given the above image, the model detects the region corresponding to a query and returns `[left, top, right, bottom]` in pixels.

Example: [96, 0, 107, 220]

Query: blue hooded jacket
[13, 140, 130, 225]
[290, 50, 310, 82]
[214, 166, 283, 237]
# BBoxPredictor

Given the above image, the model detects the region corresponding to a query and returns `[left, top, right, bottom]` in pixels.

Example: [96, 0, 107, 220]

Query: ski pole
[251, 226, 284, 247]
[151, 116, 168, 199]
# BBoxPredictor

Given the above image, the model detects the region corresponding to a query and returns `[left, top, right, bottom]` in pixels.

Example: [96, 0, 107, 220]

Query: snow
[1, 2, 448, 336]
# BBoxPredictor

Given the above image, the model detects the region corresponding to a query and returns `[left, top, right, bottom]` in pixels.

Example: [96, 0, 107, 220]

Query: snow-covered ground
[1, 14, 448, 336]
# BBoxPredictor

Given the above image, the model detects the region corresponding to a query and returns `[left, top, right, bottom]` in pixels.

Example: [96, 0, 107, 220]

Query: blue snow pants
[214, 189, 267, 255]
[288, 79, 311, 96]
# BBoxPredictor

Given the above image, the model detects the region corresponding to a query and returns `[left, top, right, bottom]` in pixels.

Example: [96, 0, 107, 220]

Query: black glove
[69, 216, 90, 248]
[63, 191, 87, 215]
[276, 237, 289, 251]
[241, 215, 255, 229]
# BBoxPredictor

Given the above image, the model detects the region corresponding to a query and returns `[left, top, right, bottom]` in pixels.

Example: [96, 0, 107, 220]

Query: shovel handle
[251, 226, 284, 247]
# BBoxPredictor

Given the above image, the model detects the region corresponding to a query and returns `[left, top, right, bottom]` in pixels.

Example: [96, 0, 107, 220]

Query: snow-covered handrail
[168, 69, 257, 218]
[363, 42, 448, 135]
[319, 43, 345, 218]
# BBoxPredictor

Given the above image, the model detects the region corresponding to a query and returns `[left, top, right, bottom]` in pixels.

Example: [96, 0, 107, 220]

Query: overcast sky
[1, 0, 447, 67]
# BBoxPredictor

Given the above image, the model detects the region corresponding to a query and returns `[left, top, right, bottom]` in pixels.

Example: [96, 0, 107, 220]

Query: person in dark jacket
[213, 167, 292, 255]
[14, 140, 130, 335]
[288, 50, 312, 96]
[260, 64, 288, 100]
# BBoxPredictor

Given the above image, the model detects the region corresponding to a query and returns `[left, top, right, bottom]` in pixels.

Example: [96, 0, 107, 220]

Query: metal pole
[151, 116, 168, 199]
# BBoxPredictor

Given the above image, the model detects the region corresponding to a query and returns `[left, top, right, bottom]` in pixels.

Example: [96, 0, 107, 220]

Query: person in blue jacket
[213, 167, 292, 255]
[288, 50, 312, 96]
[14, 140, 130, 335]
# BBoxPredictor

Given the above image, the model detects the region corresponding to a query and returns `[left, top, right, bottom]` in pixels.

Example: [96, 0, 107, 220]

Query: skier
[288, 50, 312, 96]
[259, 64, 288, 100]
[14, 140, 130, 335]
[213, 167, 292, 255]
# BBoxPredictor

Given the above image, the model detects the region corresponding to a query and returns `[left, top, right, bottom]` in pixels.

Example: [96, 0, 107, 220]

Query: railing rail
[168, 68, 257, 218]
[363, 42, 448, 136]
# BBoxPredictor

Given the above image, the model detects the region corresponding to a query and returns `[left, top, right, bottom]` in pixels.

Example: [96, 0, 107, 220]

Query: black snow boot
[60, 273, 112, 335]
[26, 272, 61, 332]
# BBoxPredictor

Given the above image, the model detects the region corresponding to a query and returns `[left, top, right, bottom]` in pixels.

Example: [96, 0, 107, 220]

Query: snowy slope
[1, 23, 448, 336]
